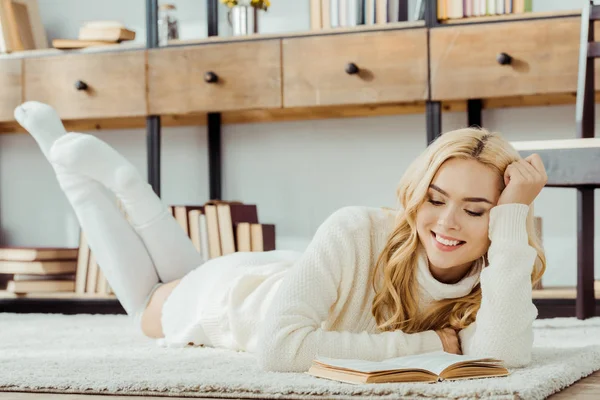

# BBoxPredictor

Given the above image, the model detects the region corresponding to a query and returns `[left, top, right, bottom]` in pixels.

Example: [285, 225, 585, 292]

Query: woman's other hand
[497, 154, 548, 206]
[435, 327, 462, 355]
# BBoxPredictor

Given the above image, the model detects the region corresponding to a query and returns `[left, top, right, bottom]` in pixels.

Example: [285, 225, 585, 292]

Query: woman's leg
[14, 103, 162, 326]
[15, 101, 204, 283]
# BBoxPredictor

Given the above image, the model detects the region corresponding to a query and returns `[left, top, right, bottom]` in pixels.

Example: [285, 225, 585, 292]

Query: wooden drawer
[148, 40, 282, 114]
[430, 17, 598, 101]
[24, 51, 146, 120]
[282, 29, 428, 108]
[0, 58, 22, 122]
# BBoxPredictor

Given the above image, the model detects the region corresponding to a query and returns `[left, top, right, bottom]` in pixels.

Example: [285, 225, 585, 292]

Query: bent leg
[14, 101, 162, 328]
[15, 101, 203, 283]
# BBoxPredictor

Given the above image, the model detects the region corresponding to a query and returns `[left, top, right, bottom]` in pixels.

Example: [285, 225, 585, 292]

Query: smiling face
[415, 157, 503, 284]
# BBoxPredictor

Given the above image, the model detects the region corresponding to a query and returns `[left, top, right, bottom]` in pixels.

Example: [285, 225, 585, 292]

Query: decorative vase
[228, 5, 259, 36]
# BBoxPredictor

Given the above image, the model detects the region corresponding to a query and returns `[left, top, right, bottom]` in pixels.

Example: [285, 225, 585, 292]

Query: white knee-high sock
[14, 101, 161, 325]
[54, 166, 162, 324]
[14, 101, 204, 283]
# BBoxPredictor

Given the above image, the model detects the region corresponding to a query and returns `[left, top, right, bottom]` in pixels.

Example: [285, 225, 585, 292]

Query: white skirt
[158, 250, 303, 350]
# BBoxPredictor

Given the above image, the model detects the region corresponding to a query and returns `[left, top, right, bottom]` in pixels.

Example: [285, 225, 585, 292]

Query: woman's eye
[428, 197, 483, 217]
[466, 210, 484, 217]
[428, 199, 444, 206]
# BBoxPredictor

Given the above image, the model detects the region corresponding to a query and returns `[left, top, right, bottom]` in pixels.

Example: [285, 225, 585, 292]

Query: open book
[306, 351, 509, 384]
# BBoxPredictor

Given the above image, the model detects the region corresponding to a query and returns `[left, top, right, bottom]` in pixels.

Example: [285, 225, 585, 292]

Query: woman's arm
[256, 206, 443, 372]
[459, 203, 538, 368]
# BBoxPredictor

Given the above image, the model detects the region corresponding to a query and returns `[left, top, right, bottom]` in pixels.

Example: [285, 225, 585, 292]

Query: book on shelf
[437, 0, 533, 21]
[0, 0, 48, 53]
[216, 202, 259, 255]
[7, 279, 75, 293]
[53, 20, 136, 50]
[78, 22, 136, 42]
[1, 272, 76, 293]
[307, 351, 509, 384]
[85, 252, 99, 294]
[0, 260, 77, 274]
[310, 0, 408, 30]
[250, 223, 275, 252]
[12, 272, 75, 281]
[77, 230, 113, 297]
[0, 246, 78, 262]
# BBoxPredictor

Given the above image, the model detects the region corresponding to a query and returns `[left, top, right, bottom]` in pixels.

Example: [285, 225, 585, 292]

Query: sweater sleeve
[458, 203, 539, 368]
[256, 206, 443, 373]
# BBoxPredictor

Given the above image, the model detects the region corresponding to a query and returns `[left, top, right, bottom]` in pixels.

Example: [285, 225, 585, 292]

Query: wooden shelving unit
[0, 1, 597, 317]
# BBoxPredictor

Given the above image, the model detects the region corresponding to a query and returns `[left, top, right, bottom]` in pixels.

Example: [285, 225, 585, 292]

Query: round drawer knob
[345, 62, 359, 75]
[204, 71, 219, 83]
[74, 80, 88, 91]
[496, 52, 513, 65]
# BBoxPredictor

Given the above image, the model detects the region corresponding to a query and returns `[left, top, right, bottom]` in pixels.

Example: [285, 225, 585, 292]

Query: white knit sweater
[159, 203, 538, 373]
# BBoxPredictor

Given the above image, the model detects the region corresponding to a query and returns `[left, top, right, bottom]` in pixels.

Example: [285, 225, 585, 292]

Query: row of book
[0, 199, 275, 295]
[310, 0, 534, 29]
[437, 0, 533, 20]
[310, 0, 410, 30]
[167, 200, 275, 261]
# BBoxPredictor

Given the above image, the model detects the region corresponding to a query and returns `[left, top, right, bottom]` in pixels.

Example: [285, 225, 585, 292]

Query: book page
[314, 351, 498, 375]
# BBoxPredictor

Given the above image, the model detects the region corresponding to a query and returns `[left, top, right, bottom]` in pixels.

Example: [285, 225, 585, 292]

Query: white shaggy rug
[2, 313, 600, 399]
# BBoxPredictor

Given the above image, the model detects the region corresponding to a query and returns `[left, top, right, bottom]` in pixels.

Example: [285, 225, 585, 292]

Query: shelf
[0, 91, 591, 134]
[0, 291, 116, 299]
[0, 102, 428, 133]
[0, 42, 145, 60]
[0, 289, 594, 319]
[439, 9, 580, 25]
[167, 20, 426, 47]
[533, 287, 600, 300]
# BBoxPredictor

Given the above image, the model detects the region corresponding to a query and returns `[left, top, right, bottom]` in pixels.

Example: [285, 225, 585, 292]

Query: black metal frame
[425, 0, 441, 145]
[573, 1, 597, 320]
[146, 0, 161, 196]
[207, 0, 222, 201]
[467, 99, 483, 128]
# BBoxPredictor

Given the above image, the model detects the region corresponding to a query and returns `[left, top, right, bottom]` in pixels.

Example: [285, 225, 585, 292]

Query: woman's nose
[437, 208, 460, 230]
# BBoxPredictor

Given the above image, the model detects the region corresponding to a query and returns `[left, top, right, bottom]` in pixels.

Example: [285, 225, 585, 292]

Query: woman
[14, 101, 546, 373]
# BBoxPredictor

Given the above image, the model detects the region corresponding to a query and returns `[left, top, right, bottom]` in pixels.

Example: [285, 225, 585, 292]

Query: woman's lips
[431, 231, 466, 252]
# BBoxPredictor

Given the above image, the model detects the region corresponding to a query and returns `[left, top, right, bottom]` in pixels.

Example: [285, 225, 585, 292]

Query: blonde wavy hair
[371, 127, 546, 333]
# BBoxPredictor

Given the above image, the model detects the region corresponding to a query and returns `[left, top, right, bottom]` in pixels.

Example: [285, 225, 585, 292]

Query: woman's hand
[497, 154, 548, 206]
[435, 328, 462, 355]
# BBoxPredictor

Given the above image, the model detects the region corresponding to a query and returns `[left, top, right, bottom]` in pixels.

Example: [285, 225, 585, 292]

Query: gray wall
[0, 0, 596, 288]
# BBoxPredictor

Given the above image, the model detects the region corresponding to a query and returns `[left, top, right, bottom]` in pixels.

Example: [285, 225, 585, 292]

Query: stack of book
[0, 247, 78, 294]
[52, 20, 136, 50]
[437, 0, 533, 21]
